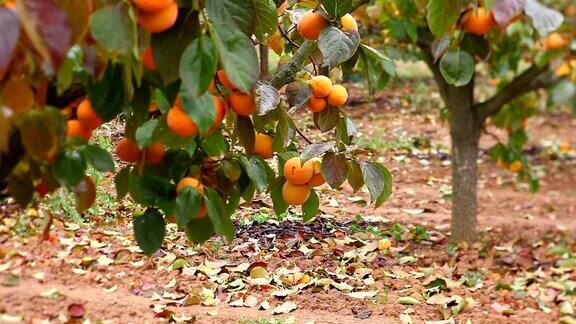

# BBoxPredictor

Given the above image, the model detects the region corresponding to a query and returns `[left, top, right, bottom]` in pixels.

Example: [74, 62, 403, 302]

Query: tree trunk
[259, 45, 269, 80]
[447, 85, 480, 243]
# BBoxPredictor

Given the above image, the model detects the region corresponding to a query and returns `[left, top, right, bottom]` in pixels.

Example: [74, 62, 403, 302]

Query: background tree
[355, 0, 575, 242]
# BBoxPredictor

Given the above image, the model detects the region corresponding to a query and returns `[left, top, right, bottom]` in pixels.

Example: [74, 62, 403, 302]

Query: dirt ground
[0, 84, 575, 323]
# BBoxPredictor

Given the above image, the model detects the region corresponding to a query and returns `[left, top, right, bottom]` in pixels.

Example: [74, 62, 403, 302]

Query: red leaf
[67, 303, 85, 318]
[0, 8, 20, 79]
[18, 0, 72, 74]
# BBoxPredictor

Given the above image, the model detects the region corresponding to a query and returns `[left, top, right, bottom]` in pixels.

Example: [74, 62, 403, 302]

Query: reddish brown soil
[0, 86, 575, 323]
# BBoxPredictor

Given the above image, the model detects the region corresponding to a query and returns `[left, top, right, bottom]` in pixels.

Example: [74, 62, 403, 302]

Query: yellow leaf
[266, 31, 284, 56]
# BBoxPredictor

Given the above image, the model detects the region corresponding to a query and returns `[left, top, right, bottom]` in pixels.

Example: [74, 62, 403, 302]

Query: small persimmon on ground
[0, 78, 575, 324]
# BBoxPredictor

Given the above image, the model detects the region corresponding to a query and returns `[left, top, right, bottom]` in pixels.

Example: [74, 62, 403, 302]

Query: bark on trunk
[447, 85, 480, 243]
[259, 45, 269, 80]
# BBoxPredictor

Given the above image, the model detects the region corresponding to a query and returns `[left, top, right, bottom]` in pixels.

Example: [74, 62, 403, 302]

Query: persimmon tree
[0, 0, 394, 254]
[362, 0, 574, 242]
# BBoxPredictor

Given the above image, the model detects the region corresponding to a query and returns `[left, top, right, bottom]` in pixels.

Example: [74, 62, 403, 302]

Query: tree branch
[474, 64, 554, 120]
[269, 40, 316, 89]
[416, 28, 451, 104]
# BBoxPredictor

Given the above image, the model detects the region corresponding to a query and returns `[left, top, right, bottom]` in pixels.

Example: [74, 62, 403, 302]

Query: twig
[295, 125, 313, 144]
[278, 25, 299, 49]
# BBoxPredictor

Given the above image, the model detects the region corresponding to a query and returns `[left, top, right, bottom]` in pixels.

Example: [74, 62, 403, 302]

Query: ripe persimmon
[77, 99, 102, 129]
[167, 106, 198, 137]
[306, 159, 325, 187]
[137, 2, 178, 33]
[283, 157, 314, 185]
[141, 47, 156, 70]
[509, 160, 522, 173]
[462, 7, 494, 35]
[144, 142, 165, 164]
[341, 13, 358, 32]
[327, 84, 348, 106]
[496, 159, 509, 170]
[176, 177, 204, 193]
[133, 0, 173, 12]
[544, 32, 566, 50]
[307, 96, 326, 112]
[229, 91, 256, 116]
[309, 75, 332, 98]
[209, 96, 227, 132]
[217, 69, 236, 89]
[282, 181, 311, 205]
[67, 120, 92, 142]
[297, 11, 328, 40]
[254, 133, 274, 159]
[116, 138, 141, 163]
[559, 141, 570, 153]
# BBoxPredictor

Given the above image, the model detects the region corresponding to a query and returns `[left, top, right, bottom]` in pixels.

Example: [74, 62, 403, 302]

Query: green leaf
[180, 34, 218, 97]
[321, 0, 352, 19]
[252, 0, 278, 42]
[185, 217, 214, 243]
[239, 156, 269, 192]
[375, 164, 392, 208]
[131, 173, 173, 206]
[204, 188, 235, 241]
[302, 190, 319, 221]
[426, 0, 461, 37]
[180, 91, 216, 133]
[358, 45, 395, 95]
[300, 142, 334, 162]
[7, 166, 33, 207]
[52, 151, 87, 188]
[272, 108, 293, 152]
[256, 83, 280, 116]
[82, 144, 115, 172]
[20, 107, 65, 159]
[151, 11, 199, 84]
[321, 152, 348, 188]
[270, 177, 289, 215]
[115, 167, 131, 201]
[133, 208, 166, 255]
[89, 3, 135, 55]
[235, 116, 256, 155]
[174, 187, 202, 227]
[206, 0, 255, 36]
[439, 50, 475, 87]
[87, 64, 124, 122]
[135, 119, 159, 149]
[201, 131, 229, 156]
[313, 106, 339, 132]
[211, 26, 259, 92]
[461, 34, 490, 60]
[360, 161, 385, 203]
[285, 80, 312, 108]
[224, 189, 241, 218]
[318, 27, 360, 68]
[346, 160, 364, 192]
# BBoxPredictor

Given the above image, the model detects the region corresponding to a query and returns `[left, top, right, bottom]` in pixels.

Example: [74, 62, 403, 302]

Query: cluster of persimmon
[281, 157, 325, 205]
[461, 5, 568, 51]
[307, 75, 349, 112]
[66, 99, 103, 142]
[496, 159, 523, 173]
[133, 0, 178, 33]
[297, 11, 358, 40]
[115, 137, 166, 165]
